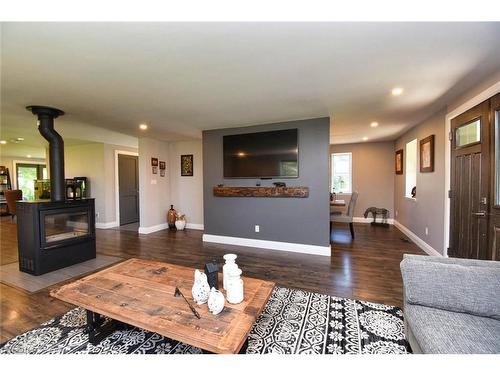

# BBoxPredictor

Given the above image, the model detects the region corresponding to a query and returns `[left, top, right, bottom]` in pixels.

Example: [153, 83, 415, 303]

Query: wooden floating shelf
[213, 186, 309, 198]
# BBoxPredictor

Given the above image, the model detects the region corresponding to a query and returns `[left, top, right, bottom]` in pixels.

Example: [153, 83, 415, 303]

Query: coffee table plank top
[50, 258, 275, 354]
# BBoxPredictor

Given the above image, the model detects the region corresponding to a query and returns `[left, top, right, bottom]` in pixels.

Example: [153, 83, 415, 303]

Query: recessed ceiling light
[391, 87, 404, 96]
[237, 152, 246, 157]
[16, 137, 25, 141]
[362, 137, 369, 141]
[26, 154, 32, 158]
[0, 140, 6, 145]
[139, 124, 148, 130]
[370, 122, 379, 128]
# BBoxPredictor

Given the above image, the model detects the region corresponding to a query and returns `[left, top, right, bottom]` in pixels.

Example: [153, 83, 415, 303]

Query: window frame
[405, 139, 418, 199]
[331, 152, 353, 194]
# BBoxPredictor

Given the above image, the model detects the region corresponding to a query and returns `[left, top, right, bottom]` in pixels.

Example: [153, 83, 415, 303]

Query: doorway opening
[115, 152, 139, 229]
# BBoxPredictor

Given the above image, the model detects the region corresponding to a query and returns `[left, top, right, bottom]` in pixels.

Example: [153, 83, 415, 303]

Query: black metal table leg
[85, 310, 122, 345]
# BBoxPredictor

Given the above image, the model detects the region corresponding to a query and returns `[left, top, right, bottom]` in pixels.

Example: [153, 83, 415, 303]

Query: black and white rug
[0, 287, 410, 354]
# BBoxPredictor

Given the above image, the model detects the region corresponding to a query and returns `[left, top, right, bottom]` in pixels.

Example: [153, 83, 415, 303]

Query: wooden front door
[489, 93, 500, 261]
[118, 154, 139, 225]
[449, 100, 491, 260]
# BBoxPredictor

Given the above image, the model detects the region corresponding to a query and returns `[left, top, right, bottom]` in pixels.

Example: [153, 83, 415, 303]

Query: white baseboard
[352, 217, 394, 224]
[393, 220, 443, 257]
[186, 223, 204, 230]
[202, 234, 331, 256]
[138, 223, 168, 234]
[95, 221, 118, 229]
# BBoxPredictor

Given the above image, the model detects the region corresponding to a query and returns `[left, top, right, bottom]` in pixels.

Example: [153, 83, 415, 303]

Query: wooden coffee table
[50, 258, 275, 354]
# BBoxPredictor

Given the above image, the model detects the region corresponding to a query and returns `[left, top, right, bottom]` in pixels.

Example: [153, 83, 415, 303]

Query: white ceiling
[1, 22, 500, 157]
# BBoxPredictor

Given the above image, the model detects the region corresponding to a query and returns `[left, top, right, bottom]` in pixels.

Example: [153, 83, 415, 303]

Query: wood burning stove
[17, 199, 96, 275]
[17, 106, 96, 275]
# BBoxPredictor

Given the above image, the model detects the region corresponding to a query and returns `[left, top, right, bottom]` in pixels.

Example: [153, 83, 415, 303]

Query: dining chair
[330, 191, 359, 239]
[4, 189, 22, 220]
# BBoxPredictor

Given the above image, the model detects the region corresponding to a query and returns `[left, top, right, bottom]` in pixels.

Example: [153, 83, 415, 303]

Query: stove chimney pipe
[26, 106, 66, 202]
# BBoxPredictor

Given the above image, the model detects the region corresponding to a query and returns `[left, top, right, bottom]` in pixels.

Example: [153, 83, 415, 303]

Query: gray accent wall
[394, 109, 446, 254]
[203, 117, 330, 247]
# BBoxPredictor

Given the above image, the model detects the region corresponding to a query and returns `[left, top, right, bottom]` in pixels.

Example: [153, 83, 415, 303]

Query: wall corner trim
[202, 234, 331, 256]
[186, 223, 204, 230]
[393, 220, 444, 257]
[95, 221, 119, 229]
[138, 223, 169, 234]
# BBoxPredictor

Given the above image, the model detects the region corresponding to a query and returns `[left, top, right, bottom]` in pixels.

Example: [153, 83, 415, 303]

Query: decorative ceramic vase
[226, 267, 244, 304]
[167, 205, 177, 230]
[191, 269, 210, 305]
[175, 219, 186, 230]
[222, 253, 238, 290]
[207, 287, 225, 315]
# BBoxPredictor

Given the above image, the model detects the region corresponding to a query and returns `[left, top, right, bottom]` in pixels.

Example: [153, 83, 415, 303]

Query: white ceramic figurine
[207, 287, 225, 315]
[226, 267, 244, 304]
[191, 269, 210, 305]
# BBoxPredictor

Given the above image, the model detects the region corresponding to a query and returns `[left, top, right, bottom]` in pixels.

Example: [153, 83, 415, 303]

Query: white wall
[168, 140, 203, 229]
[138, 137, 171, 232]
[65, 143, 107, 222]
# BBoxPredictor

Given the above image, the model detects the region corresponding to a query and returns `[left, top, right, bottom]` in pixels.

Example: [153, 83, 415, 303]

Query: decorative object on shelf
[273, 182, 286, 188]
[151, 157, 158, 174]
[395, 149, 404, 174]
[213, 186, 309, 198]
[222, 253, 238, 290]
[207, 287, 225, 315]
[226, 267, 244, 304]
[167, 205, 177, 230]
[174, 287, 200, 319]
[175, 213, 186, 230]
[204, 259, 219, 289]
[217, 183, 224, 187]
[191, 269, 210, 305]
[181, 154, 193, 176]
[420, 135, 435, 173]
[363, 207, 390, 227]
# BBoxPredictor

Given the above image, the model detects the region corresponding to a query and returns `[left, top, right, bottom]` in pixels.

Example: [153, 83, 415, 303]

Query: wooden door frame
[444, 81, 500, 256]
[114, 150, 139, 229]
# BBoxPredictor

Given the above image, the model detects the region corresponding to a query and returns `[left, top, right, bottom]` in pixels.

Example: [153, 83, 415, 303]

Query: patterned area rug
[0, 287, 410, 354]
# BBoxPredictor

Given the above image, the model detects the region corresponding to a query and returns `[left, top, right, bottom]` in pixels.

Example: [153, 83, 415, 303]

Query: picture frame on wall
[420, 135, 435, 173]
[152, 166, 158, 174]
[181, 154, 194, 176]
[160, 169, 165, 177]
[159, 161, 166, 170]
[151, 157, 158, 167]
[395, 149, 403, 174]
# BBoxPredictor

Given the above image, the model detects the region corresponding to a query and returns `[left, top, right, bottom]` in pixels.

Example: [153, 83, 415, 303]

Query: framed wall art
[420, 135, 435, 173]
[395, 149, 403, 174]
[181, 154, 193, 176]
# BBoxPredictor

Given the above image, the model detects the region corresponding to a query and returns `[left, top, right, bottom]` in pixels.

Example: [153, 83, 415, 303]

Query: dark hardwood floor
[0, 217, 424, 343]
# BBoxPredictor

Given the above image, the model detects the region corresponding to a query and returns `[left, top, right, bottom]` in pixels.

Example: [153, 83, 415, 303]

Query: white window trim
[331, 152, 352, 194]
[405, 139, 417, 199]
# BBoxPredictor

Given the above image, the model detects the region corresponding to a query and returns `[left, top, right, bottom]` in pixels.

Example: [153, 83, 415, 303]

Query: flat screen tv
[223, 128, 298, 178]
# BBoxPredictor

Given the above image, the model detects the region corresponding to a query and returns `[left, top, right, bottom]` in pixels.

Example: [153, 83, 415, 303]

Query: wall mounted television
[223, 128, 299, 178]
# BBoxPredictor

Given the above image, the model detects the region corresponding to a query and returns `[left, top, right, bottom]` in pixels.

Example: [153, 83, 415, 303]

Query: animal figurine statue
[207, 287, 225, 315]
[364, 207, 390, 227]
[191, 269, 210, 305]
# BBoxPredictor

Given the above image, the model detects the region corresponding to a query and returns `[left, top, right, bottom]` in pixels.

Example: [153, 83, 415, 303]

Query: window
[405, 139, 417, 198]
[16, 163, 46, 201]
[456, 119, 481, 148]
[331, 152, 352, 193]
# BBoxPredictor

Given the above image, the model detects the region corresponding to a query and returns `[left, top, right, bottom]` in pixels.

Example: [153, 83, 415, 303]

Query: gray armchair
[400, 255, 500, 354]
[330, 191, 358, 239]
